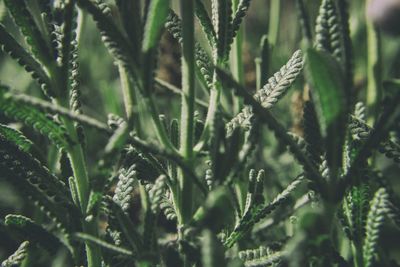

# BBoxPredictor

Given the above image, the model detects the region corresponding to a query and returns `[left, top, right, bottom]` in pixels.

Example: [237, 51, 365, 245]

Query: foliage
[0, 0, 399, 266]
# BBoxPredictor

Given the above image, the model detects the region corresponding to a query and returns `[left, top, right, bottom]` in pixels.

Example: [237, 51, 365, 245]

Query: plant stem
[118, 63, 142, 136]
[269, 0, 281, 47]
[178, 0, 195, 225]
[231, 0, 244, 114]
[366, 3, 382, 125]
[61, 115, 101, 267]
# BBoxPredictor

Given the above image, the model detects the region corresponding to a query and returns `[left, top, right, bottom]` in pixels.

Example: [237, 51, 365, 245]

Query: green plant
[0, 0, 399, 266]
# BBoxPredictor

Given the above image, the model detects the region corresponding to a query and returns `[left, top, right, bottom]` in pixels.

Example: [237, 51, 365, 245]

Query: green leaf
[0, 85, 71, 149]
[363, 188, 389, 267]
[306, 48, 347, 178]
[74, 232, 134, 256]
[195, 0, 217, 48]
[0, 135, 76, 232]
[5, 215, 65, 254]
[224, 175, 304, 248]
[239, 246, 284, 267]
[77, 0, 138, 78]
[142, 0, 169, 53]
[228, 0, 252, 53]
[1, 241, 29, 267]
[165, 10, 214, 91]
[4, 0, 52, 64]
[0, 23, 53, 97]
[211, 0, 232, 61]
[115, 0, 142, 56]
[0, 124, 33, 153]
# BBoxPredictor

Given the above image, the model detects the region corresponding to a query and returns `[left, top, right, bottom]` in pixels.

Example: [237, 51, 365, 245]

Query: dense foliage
[0, 0, 399, 266]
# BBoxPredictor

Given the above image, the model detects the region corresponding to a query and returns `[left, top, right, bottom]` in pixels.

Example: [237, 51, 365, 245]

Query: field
[0, 0, 399, 266]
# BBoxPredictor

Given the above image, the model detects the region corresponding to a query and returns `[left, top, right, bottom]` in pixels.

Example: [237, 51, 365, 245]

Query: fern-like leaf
[315, 0, 342, 61]
[148, 175, 168, 213]
[211, 0, 232, 61]
[1, 241, 29, 267]
[195, 0, 217, 48]
[4, 0, 52, 64]
[5, 215, 67, 254]
[238, 246, 284, 267]
[226, 50, 304, 136]
[0, 135, 75, 231]
[228, 0, 252, 53]
[224, 175, 304, 247]
[7, 92, 110, 134]
[363, 188, 389, 267]
[74, 232, 134, 256]
[165, 10, 214, 90]
[113, 165, 137, 212]
[77, 0, 138, 78]
[0, 124, 33, 153]
[0, 85, 71, 148]
[0, 24, 53, 96]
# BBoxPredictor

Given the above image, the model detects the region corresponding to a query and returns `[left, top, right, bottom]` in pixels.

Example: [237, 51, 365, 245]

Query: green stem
[268, 0, 281, 47]
[230, 0, 244, 114]
[61, 115, 101, 267]
[118, 63, 142, 136]
[178, 0, 195, 225]
[366, 3, 382, 125]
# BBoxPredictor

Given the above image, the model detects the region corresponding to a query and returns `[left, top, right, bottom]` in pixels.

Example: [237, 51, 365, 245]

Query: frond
[0, 124, 33, 153]
[195, 0, 217, 48]
[1, 241, 29, 267]
[238, 246, 284, 267]
[211, 0, 232, 61]
[4, 0, 52, 64]
[0, 85, 71, 149]
[148, 175, 168, 213]
[77, 0, 138, 77]
[224, 175, 304, 247]
[0, 135, 75, 231]
[0, 24, 53, 97]
[113, 165, 137, 212]
[7, 92, 110, 134]
[315, 0, 342, 61]
[226, 50, 304, 136]
[254, 50, 304, 108]
[363, 188, 389, 267]
[228, 0, 252, 52]
[4, 215, 69, 255]
[165, 10, 214, 90]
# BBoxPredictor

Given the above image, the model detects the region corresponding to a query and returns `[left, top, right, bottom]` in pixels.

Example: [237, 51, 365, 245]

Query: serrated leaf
[0, 135, 75, 231]
[1, 241, 29, 267]
[5, 215, 65, 254]
[4, 0, 52, 64]
[195, 0, 216, 48]
[0, 124, 33, 153]
[0, 23, 53, 96]
[0, 85, 71, 149]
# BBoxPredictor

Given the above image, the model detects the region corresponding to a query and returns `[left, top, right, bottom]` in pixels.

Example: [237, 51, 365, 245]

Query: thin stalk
[60, 113, 101, 267]
[178, 0, 195, 224]
[268, 0, 281, 47]
[366, 3, 382, 125]
[118, 63, 142, 136]
[231, 0, 244, 114]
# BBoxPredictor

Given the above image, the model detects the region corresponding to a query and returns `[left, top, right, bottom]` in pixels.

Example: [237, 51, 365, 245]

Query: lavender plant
[0, 0, 399, 266]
